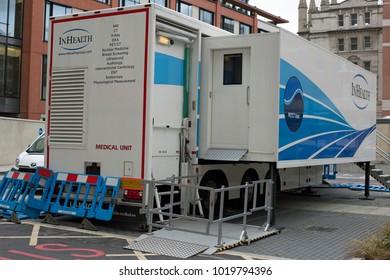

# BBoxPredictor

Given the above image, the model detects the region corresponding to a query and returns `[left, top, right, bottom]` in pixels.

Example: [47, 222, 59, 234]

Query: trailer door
[211, 48, 250, 149]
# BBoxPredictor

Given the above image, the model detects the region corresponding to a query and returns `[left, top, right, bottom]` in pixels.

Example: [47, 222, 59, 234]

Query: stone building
[298, 0, 383, 117]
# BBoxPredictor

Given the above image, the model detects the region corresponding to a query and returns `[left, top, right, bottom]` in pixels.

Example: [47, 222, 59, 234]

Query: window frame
[350, 37, 358, 51]
[350, 13, 358, 26]
[223, 53, 243, 85]
[239, 22, 251, 35]
[44, 1, 72, 42]
[199, 8, 214, 25]
[338, 38, 345, 52]
[338, 14, 344, 27]
[221, 16, 234, 33]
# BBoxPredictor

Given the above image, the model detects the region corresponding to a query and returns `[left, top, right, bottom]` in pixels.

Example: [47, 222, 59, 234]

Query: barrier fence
[0, 167, 121, 228]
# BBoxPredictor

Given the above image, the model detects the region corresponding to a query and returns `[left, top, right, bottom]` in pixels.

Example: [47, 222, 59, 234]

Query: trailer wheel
[239, 169, 259, 209]
[199, 171, 227, 218]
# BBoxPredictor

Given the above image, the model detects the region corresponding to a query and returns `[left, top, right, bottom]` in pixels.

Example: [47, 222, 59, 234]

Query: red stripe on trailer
[24, 173, 32, 181]
[12, 172, 19, 179]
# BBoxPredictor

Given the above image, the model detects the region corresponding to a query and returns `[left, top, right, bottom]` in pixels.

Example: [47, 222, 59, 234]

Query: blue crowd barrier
[23, 167, 55, 218]
[46, 172, 103, 219]
[94, 176, 121, 221]
[0, 170, 34, 222]
[0, 168, 122, 227]
[329, 183, 390, 193]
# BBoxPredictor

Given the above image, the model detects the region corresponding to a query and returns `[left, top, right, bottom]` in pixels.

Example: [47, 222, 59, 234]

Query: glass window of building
[0, 0, 23, 39]
[338, 38, 344, 51]
[0, 1, 7, 36]
[364, 36, 371, 49]
[364, 12, 370, 25]
[5, 46, 21, 97]
[199, 9, 214, 25]
[41, 55, 47, 100]
[0, 44, 5, 96]
[350, 37, 358, 51]
[351, 13, 357, 26]
[338, 14, 344, 27]
[222, 16, 234, 33]
[119, 0, 140, 6]
[239, 23, 251, 35]
[177, 1, 192, 17]
[149, 0, 167, 7]
[0, 45, 22, 97]
[44, 1, 72, 41]
[96, 0, 109, 3]
[364, 61, 371, 71]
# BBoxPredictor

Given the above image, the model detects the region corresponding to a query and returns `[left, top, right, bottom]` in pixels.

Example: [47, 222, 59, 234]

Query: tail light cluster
[120, 178, 143, 202]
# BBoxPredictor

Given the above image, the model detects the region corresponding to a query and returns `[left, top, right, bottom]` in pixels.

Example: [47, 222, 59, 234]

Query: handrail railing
[140, 177, 274, 247]
[376, 130, 390, 164]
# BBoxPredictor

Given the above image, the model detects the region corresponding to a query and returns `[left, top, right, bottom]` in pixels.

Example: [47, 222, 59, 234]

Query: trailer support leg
[270, 162, 277, 226]
[360, 161, 374, 201]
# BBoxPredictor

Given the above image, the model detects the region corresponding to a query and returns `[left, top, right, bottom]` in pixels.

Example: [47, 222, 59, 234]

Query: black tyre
[198, 171, 227, 218]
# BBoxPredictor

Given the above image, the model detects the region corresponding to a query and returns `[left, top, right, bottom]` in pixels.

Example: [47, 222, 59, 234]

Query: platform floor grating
[124, 236, 209, 259]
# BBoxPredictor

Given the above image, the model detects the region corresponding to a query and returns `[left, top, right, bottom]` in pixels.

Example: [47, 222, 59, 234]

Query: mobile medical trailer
[46, 4, 376, 220]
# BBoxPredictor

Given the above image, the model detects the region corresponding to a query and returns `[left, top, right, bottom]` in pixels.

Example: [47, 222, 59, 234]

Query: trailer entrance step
[124, 219, 280, 258]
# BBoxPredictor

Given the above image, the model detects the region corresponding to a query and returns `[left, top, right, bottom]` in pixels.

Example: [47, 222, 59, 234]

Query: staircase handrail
[377, 130, 390, 146]
[376, 145, 390, 164]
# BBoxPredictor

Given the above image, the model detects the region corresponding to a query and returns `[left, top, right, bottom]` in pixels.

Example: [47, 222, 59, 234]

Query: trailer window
[223, 53, 242, 85]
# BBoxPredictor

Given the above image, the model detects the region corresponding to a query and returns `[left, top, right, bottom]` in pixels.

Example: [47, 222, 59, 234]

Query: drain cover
[124, 236, 208, 259]
[306, 226, 338, 232]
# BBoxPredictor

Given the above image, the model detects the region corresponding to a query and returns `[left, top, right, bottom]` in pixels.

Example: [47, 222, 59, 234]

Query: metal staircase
[355, 130, 390, 189]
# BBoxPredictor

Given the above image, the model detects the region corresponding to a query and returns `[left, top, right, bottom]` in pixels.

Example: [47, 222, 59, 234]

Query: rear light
[123, 189, 143, 200]
[120, 178, 143, 201]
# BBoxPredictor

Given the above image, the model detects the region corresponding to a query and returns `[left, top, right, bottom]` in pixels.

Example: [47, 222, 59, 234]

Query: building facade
[383, 0, 390, 116]
[0, 0, 287, 120]
[298, 0, 383, 117]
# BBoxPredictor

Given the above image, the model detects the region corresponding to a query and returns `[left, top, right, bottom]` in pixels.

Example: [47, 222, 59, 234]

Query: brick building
[0, 0, 287, 120]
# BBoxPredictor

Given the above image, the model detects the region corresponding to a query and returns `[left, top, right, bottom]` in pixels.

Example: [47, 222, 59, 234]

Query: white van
[13, 133, 45, 172]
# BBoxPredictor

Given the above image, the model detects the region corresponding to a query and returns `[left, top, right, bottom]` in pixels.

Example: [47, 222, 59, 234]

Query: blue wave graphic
[278, 59, 375, 162]
[284, 88, 302, 105]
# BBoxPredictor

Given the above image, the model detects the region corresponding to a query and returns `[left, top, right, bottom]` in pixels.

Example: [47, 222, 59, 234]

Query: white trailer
[46, 4, 376, 221]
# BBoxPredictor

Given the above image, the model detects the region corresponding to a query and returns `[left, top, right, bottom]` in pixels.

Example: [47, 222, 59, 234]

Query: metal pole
[360, 161, 374, 200]
[217, 185, 225, 247]
[270, 162, 277, 225]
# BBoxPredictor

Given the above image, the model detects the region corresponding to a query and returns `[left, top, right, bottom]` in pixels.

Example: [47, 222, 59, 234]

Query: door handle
[246, 86, 250, 105]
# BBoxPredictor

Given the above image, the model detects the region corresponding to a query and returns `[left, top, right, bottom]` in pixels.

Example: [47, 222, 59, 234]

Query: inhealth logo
[59, 28, 92, 51]
[351, 74, 370, 110]
[284, 76, 304, 132]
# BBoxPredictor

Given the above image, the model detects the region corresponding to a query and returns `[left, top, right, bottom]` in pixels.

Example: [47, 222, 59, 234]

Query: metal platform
[125, 219, 279, 258]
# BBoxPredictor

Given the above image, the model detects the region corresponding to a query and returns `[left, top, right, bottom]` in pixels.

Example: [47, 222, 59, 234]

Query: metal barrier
[94, 176, 121, 221]
[140, 177, 274, 247]
[22, 167, 55, 219]
[43, 172, 103, 229]
[41, 172, 121, 229]
[0, 170, 34, 223]
[330, 183, 390, 193]
[0, 168, 121, 228]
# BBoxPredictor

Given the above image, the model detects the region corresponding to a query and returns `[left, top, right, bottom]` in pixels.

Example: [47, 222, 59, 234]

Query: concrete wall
[0, 117, 45, 166]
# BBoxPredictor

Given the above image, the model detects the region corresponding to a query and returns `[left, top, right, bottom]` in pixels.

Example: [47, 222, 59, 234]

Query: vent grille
[49, 68, 86, 147]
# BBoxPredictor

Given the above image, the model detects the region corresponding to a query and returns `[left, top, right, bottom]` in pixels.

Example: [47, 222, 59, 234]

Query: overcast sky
[250, 0, 301, 33]
[250, 0, 383, 33]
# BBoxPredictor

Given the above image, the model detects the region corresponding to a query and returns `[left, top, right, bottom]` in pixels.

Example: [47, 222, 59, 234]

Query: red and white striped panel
[56, 173, 99, 185]
[6, 171, 32, 181]
[37, 167, 53, 178]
